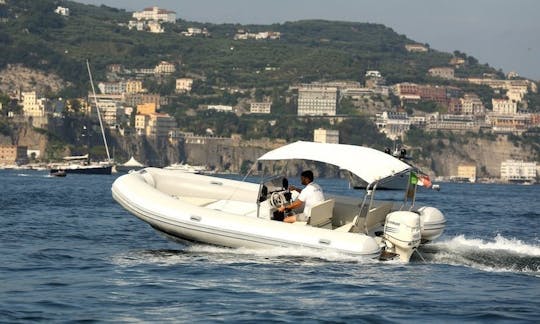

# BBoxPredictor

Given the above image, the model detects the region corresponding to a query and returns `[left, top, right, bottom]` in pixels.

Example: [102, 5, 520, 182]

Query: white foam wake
[434, 234, 540, 256]
[423, 234, 540, 275]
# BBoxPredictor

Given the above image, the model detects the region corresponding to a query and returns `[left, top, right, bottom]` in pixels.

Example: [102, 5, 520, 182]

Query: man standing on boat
[278, 170, 325, 223]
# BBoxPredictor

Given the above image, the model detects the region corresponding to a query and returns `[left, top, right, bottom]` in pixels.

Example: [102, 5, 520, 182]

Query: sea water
[0, 170, 539, 322]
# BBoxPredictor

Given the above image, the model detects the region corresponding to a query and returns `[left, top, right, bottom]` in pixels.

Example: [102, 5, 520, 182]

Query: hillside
[0, 0, 539, 177]
[0, 0, 500, 95]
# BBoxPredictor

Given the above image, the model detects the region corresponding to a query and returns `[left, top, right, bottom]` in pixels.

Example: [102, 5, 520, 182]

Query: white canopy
[122, 156, 144, 167]
[257, 141, 412, 184]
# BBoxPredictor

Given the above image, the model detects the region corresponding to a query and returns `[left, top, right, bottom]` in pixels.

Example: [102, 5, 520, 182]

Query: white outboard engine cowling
[383, 211, 421, 262]
[417, 206, 446, 243]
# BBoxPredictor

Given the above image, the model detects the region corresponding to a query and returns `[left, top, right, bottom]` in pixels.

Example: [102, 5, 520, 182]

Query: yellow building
[137, 102, 157, 115]
[0, 145, 28, 165]
[125, 80, 143, 94]
[457, 164, 477, 183]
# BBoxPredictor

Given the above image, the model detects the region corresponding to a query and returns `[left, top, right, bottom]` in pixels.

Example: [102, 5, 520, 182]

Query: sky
[74, 0, 540, 81]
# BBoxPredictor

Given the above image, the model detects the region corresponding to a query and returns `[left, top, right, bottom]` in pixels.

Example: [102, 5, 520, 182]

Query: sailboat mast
[86, 60, 111, 163]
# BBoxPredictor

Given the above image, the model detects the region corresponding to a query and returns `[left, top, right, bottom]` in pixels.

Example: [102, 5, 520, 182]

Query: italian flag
[410, 172, 432, 188]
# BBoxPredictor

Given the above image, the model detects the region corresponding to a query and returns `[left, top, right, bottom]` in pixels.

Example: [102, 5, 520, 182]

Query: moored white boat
[112, 141, 446, 262]
[164, 162, 208, 174]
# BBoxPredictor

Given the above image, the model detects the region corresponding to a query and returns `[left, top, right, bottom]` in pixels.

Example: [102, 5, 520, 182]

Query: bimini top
[257, 141, 412, 185]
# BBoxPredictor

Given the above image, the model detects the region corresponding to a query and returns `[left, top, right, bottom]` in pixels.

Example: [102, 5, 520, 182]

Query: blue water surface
[1, 170, 539, 322]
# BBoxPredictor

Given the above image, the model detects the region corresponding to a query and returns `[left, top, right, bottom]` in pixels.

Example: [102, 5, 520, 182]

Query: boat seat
[364, 202, 394, 234]
[307, 199, 335, 229]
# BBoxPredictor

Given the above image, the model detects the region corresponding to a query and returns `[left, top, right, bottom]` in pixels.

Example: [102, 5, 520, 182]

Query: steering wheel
[270, 191, 287, 208]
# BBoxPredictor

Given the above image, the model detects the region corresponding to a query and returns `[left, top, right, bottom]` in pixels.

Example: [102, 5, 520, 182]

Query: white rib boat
[112, 141, 446, 262]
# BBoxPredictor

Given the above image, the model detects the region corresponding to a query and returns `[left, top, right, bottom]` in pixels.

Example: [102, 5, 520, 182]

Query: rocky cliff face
[5, 120, 538, 179]
[411, 135, 537, 178]
[0, 65, 69, 95]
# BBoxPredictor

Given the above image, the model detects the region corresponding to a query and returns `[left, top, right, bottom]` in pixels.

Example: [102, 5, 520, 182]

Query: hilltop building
[133, 7, 176, 23]
[405, 44, 428, 52]
[54, 6, 70, 16]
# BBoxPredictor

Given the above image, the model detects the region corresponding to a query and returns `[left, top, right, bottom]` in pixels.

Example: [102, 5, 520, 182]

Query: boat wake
[417, 234, 540, 276]
[111, 244, 381, 267]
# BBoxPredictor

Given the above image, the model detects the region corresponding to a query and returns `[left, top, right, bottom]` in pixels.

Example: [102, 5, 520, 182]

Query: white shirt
[297, 182, 325, 217]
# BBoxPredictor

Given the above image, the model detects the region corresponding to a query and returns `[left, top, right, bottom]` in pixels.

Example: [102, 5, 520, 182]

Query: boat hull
[50, 165, 112, 175]
[111, 168, 382, 259]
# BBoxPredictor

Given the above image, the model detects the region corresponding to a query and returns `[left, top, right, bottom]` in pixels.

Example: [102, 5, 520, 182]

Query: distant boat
[49, 61, 113, 176]
[116, 156, 145, 173]
[50, 170, 67, 177]
[49, 155, 112, 175]
[164, 162, 208, 174]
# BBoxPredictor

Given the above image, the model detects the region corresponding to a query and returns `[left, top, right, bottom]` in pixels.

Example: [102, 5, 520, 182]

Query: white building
[54, 6, 70, 16]
[492, 98, 518, 115]
[375, 111, 410, 140]
[500, 160, 537, 183]
[250, 102, 272, 114]
[313, 128, 339, 144]
[154, 61, 175, 74]
[428, 67, 455, 80]
[96, 100, 123, 128]
[133, 7, 176, 23]
[175, 78, 194, 93]
[208, 105, 233, 112]
[297, 85, 337, 116]
[98, 82, 126, 95]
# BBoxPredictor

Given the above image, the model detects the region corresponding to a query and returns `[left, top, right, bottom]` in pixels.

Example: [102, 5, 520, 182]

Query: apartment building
[137, 102, 157, 115]
[175, 78, 194, 93]
[492, 98, 517, 115]
[0, 145, 28, 165]
[500, 160, 537, 183]
[125, 80, 143, 94]
[297, 84, 337, 116]
[457, 164, 477, 183]
[22, 91, 47, 117]
[139, 113, 177, 137]
[250, 102, 272, 114]
[460, 94, 485, 115]
[154, 61, 175, 74]
[376, 111, 410, 140]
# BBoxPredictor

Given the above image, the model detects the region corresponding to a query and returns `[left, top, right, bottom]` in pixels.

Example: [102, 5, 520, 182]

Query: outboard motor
[383, 211, 421, 262]
[416, 206, 446, 243]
